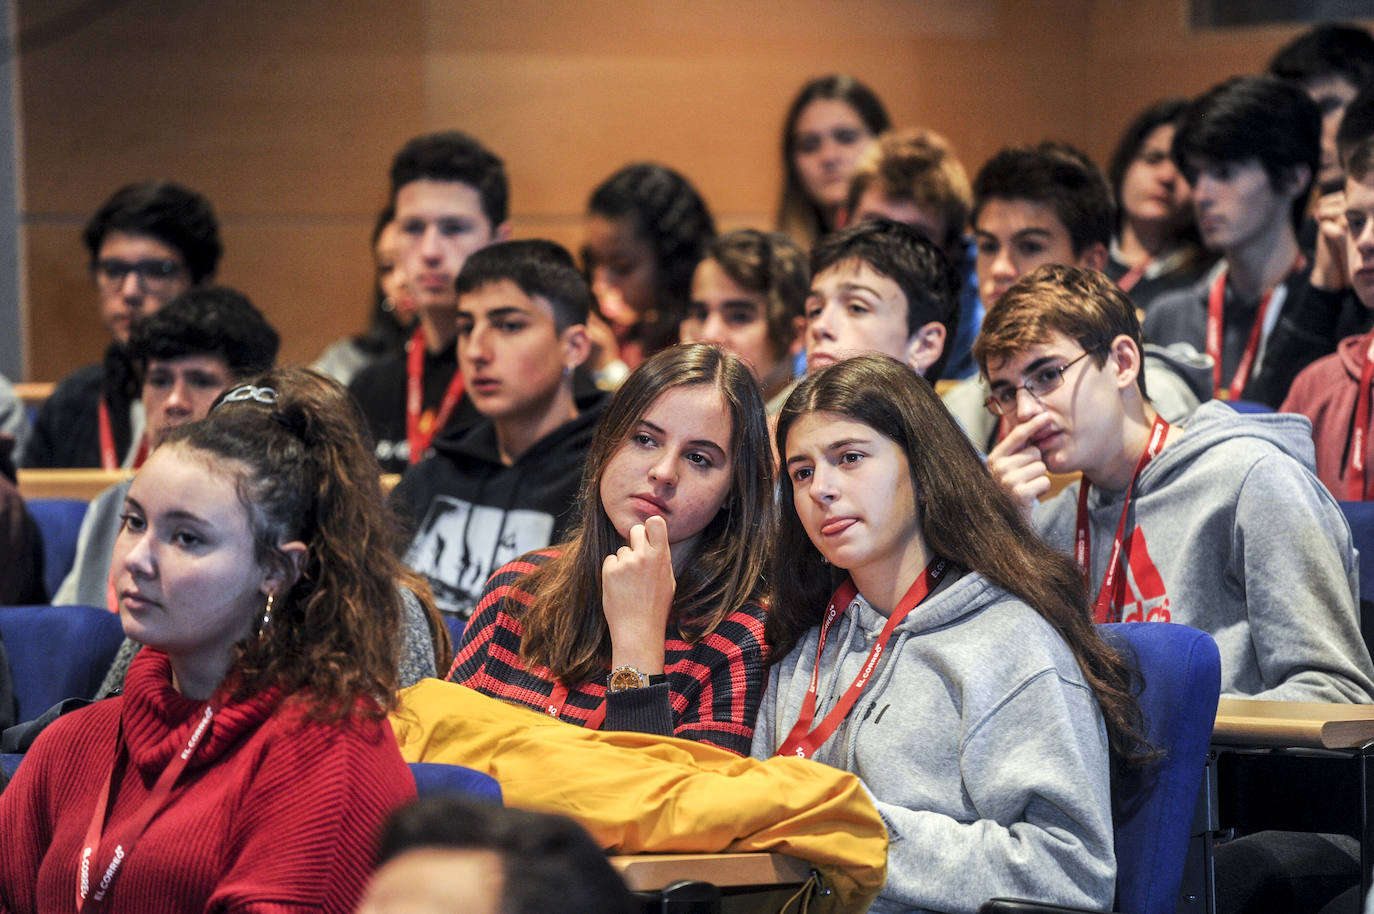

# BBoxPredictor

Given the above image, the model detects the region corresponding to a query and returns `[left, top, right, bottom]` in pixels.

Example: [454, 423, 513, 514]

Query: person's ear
[1077, 242, 1109, 273]
[1284, 163, 1314, 200]
[1106, 334, 1143, 392]
[492, 221, 512, 243]
[263, 541, 308, 598]
[561, 323, 592, 371]
[904, 321, 947, 377]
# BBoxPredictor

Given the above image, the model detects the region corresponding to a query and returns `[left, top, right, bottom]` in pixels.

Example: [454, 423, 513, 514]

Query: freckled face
[598, 385, 733, 558]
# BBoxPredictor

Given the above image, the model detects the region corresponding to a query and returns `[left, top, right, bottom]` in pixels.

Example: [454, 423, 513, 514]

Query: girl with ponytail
[0, 367, 440, 914]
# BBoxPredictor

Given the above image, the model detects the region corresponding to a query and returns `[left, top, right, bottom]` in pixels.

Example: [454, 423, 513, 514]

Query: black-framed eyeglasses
[983, 351, 1093, 416]
[94, 258, 185, 288]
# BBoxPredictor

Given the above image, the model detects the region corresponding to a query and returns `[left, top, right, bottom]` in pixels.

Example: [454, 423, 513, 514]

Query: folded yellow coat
[391, 678, 888, 913]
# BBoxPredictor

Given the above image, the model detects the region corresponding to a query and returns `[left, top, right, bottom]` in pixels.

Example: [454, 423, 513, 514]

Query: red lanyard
[76, 705, 213, 911]
[406, 327, 465, 465]
[1349, 335, 1374, 501]
[1076, 414, 1170, 624]
[1206, 257, 1304, 400]
[97, 398, 147, 471]
[1116, 256, 1153, 293]
[775, 559, 949, 760]
[545, 681, 607, 730]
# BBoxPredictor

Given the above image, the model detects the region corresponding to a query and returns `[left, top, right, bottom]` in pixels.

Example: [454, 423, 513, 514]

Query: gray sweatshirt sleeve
[868, 670, 1116, 913]
[396, 587, 438, 687]
[1232, 454, 1374, 702]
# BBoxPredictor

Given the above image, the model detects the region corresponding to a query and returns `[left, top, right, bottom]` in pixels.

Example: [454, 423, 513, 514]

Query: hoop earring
[259, 593, 274, 637]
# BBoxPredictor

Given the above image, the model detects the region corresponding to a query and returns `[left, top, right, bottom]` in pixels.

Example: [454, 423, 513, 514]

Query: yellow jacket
[392, 678, 887, 913]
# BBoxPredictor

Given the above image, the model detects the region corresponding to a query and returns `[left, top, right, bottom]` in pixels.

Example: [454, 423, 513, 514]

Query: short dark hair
[456, 239, 592, 330]
[701, 229, 809, 357]
[82, 181, 221, 283]
[1269, 23, 1374, 89]
[971, 142, 1114, 255]
[389, 131, 508, 228]
[127, 285, 279, 380]
[375, 795, 634, 914]
[1338, 81, 1374, 165]
[810, 218, 960, 381]
[1171, 76, 1320, 233]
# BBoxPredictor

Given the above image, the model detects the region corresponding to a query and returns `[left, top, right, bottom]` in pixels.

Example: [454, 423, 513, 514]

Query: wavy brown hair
[160, 367, 449, 719]
[519, 343, 773, 685]
[770, 355, 1149, 763]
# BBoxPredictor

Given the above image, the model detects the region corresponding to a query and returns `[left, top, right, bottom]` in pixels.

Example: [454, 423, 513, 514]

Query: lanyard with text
[775, 559, 949, 759]
[1076, 414, 1170, 624]
[406, 327, 466, 465]
[1205, 256, 1304, 400]
[1349, 335, 1374, 501]
[76, 705, 213, 911]
[97, 397, 148, 471]
[546, 681, 606, 729]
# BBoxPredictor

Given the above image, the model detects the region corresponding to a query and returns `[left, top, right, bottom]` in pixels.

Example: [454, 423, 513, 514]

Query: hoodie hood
[1139, 399, 1316, 495]
[1335, 331, 1374, 382]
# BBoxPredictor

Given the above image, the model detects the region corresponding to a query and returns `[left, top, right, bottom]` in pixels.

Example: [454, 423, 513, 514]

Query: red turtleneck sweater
[0, 648, 414, 913]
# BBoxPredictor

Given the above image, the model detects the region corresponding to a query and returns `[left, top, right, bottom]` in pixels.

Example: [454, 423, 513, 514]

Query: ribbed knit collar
[120, 648, 284, 774]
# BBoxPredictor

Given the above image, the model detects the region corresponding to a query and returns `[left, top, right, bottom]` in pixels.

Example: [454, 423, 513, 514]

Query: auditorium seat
[0, 604, 123, 722]
[24, 497, 88, 598]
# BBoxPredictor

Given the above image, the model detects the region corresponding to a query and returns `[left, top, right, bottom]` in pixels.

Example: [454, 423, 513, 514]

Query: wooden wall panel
[16, 0, 1374, 381]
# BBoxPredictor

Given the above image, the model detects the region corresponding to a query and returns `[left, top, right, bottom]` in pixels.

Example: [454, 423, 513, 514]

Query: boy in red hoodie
[1283, 134, 1374, 499]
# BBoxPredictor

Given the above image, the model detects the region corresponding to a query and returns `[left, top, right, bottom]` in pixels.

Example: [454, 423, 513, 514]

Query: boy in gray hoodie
[981, 264, 1374, 703]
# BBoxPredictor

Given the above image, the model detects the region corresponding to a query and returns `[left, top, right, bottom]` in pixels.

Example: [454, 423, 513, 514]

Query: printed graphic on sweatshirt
[1116, 530, 1172, 623]
[405, 495, 556, 618]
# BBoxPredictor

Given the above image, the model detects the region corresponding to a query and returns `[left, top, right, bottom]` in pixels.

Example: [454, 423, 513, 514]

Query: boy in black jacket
[391, 240, 602, 619]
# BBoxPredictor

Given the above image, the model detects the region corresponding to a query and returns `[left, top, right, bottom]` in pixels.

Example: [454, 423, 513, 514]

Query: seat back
[1338, 501, 1374, 657]
[408, 761, 502, 803]
[1100, 622, 1220, 914]
[0, 604, 124, 721]
[25, 498, 89, 598]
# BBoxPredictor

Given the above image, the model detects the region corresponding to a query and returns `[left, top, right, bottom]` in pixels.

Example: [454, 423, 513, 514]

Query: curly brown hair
[160, 367, 448, 719]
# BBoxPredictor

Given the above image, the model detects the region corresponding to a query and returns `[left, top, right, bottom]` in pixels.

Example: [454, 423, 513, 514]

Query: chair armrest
[979, 899, 1111, 913]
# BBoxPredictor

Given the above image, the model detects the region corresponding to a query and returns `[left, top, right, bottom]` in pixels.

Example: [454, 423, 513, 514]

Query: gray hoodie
[752, 571, 1115, 914]
[1036, 400, 1374, 702]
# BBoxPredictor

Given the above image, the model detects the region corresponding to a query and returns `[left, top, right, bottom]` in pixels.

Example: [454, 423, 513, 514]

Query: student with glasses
[23, 180, 221, 469]
[981, 263, 1374, 704]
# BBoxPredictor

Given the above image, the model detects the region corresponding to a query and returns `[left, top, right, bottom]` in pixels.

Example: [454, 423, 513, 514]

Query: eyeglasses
[983, 351, 1093, 417]
[94, 258, 186, 289]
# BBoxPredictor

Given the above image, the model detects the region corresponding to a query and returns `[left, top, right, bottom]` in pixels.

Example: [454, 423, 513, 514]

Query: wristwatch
[607, 666, 651, 692]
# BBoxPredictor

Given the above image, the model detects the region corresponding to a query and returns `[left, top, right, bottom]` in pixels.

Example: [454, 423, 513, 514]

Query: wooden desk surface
[1213, 698, 1374, 749]
[608, 852, 810, 891]
[17, 468, 132, 501]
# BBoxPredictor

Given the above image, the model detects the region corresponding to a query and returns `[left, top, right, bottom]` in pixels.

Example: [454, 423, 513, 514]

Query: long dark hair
[1107, 98, 1200, 247]
[769, 355, 1147, 762]
[587, 163, 716, 357]
[776, 74, 890, 249]
[161, 367, 448, 718]
[519, 344, 772, 685]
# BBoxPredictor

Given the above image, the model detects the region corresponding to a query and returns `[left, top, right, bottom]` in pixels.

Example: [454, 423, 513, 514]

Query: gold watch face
[608, 667, 647, 691]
